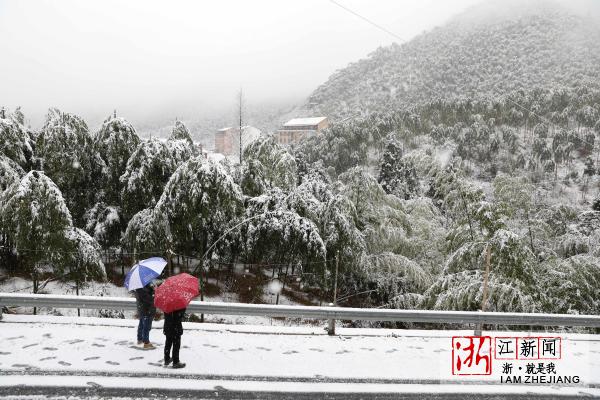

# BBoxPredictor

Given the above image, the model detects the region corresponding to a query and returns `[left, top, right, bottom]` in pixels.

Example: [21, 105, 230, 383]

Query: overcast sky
[0, 0, 482, 128]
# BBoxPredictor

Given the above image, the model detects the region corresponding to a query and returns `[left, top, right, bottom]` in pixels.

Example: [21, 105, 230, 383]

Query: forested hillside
[306, 0, 600, 119]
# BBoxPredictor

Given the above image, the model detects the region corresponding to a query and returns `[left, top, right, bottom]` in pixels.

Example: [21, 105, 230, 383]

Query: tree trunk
[76, 280, 81, 317]
[526, 211, 536, 255]
[32, 269, 38, 315]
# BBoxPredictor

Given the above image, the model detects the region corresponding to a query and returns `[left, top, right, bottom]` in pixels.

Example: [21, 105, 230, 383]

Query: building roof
[283, 117, 327, 127]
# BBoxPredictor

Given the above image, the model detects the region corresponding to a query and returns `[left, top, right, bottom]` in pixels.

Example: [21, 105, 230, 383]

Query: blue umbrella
[124, 257, 167, 291]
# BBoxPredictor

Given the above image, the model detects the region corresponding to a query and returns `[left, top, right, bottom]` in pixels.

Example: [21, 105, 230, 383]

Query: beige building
[214, 127, 236, 155]
[214, 126, 262, 157]
[276, 117, 329, 145]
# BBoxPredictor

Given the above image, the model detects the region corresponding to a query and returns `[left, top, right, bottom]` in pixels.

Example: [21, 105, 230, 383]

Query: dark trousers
[137, 315, 153, 343]
[164, 334, 181, 363]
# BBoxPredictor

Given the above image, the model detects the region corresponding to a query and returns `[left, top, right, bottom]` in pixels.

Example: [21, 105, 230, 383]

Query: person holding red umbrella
[163, 308, 186, 368]
[154, 273, 200, 369]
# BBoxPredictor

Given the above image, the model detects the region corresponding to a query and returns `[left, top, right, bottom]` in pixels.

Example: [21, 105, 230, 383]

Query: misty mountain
[305, 0, 600, 119]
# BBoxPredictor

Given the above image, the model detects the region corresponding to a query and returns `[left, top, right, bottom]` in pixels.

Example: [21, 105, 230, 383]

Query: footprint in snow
[385, 349, 398, 353]
[336, 349, 351, 354]
[360, 347, 375, 351]
[283, 350, 299, 355]
[58, 361, 71, 366]
[43, 347, 58, 351]
[256, 346, 272, 351]
[42, 333, 52, 338]
[7, 336, 24, 340]
[129, 356, 144, 360]
[39, 356, 57, 361]
[148, 362, 162, 367]
[308, 348, 324, 352]
[66, 339, 84, 344]
[202, 344, 218, 348]
[22, 343, 38, 349]
[115, 340, 129, 345]
[84, 356, 100, 361]
[0, 352, 11, 355]
[228, 347, 244, 352]
[92, 343, 106, 348]
[12, 364, 35, 369]
[95, 337, 110, 342]
[105, 361, 120, 365]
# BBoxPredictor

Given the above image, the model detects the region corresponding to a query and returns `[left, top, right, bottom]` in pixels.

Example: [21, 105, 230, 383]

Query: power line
[328, 0, 406, 42]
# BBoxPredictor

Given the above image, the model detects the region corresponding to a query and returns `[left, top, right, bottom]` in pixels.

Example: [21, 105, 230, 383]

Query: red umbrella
[154, 273, 200, 313]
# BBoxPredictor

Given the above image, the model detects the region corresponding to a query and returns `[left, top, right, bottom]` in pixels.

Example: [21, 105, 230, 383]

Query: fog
[0, 0, 487, 131]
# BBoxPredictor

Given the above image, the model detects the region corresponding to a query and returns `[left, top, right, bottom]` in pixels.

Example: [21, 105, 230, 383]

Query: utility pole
[238, 88, 244, 164]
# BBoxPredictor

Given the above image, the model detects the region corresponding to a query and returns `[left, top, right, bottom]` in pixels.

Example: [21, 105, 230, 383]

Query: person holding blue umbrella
[124, 257, 167, 349]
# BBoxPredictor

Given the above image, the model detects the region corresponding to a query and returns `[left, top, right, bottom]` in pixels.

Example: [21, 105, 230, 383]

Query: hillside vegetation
[307, 0, 600, 119]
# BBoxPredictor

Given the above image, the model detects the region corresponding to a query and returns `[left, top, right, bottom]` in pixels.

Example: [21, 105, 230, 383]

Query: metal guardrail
[1, 293, 600, 330]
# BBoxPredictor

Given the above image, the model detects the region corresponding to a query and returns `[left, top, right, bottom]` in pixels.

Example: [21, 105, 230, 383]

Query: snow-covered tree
[169, 120, 194, 146]
[241, 188, 326, 265]
[122, 207, 172, 258]
[424, 228, 539, 312]
[83, 202, 123, 248]
[0, 107, 34, 169]
[120, 138, 191, 220]
[378, 134, 420, 200]
[155, 156, 244, 258]
[540, 255, 600, 314]
[0, 154, 24, 193]
[95, 114, 140, 203]
[36, 108, 105, 225]
[0, 171, 73, 295]
[241, 135, 297, 194]
[64, 227, 106, 285]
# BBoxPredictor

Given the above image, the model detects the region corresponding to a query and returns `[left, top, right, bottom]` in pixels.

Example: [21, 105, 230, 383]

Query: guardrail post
[327, 303, 335, 336]
[474, 310, 482, 336]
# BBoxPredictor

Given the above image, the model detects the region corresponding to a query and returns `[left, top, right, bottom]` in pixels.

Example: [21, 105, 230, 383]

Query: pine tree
[37, 108, 104, 226]
[155, 156, 244, 258]
[95, 114, 140, 204]
[0, 107, 34, 169]
[242, 135, 297, 193]
[122, 208, 172, 257]
[0, 171, 73, 298]
[0, 154, 24, 192]
[169, 120, 194, 147]
[120, 138, 191, 220]
[64, 227, 107, 300]
[83, 202, 123, 248]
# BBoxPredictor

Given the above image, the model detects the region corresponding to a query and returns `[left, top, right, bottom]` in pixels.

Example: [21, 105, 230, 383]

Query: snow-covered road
[0, 314, 599, 398]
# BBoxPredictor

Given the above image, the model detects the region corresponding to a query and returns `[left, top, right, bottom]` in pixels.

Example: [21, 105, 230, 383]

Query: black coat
[163, 308, 186, 337]
[135, 286, 156, 316]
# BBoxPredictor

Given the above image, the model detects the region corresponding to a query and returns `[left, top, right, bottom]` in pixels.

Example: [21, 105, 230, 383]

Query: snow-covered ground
[0, 314, 598, 397]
